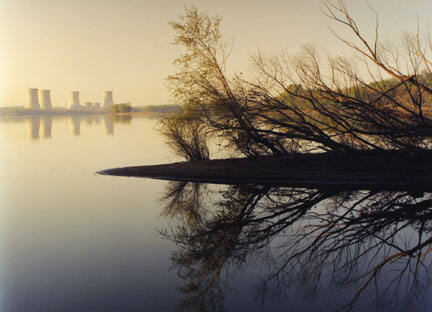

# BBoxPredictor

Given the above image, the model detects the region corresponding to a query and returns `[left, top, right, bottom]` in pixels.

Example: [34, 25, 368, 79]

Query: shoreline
[0, 111, 169, 118]
[98, 152, 432, 191]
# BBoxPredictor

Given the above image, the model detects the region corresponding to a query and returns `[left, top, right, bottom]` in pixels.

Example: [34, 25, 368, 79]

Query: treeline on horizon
[134, 104, 182, 114]
[110, 103, 182, 113]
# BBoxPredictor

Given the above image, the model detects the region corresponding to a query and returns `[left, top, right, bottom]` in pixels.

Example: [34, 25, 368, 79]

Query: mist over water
[0, 115, 431, 312]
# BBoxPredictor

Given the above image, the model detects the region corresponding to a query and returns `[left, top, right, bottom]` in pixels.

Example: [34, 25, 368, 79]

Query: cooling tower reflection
[85, 116, 94, 125]
[28, 117, 40, 140]
[71, 116, 81, 136]
[42, 117, 52, 138]
[103, 115, 114, 135]
[0, 115, 133, 140]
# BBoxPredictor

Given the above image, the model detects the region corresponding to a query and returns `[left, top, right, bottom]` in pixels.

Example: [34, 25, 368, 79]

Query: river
[0, 115, 431, 312]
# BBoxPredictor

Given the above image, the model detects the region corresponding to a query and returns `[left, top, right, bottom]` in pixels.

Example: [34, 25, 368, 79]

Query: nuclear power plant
[23, 88, 119, 111]
[40, 90, 52, 109]
[26, 88, 53, 109]
[26, 88, 40, 109]
[103, 91, 113, 107]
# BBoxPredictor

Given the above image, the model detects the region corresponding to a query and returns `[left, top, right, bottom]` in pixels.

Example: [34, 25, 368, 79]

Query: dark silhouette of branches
[159, 111, 210, 161]
[161, 183, 432, 311]
[163, 4, 432, 161]
[160, 181, 209, 226]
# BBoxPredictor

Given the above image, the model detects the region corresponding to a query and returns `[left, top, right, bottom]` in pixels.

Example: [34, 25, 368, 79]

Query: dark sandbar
[98, 151, 432, 190]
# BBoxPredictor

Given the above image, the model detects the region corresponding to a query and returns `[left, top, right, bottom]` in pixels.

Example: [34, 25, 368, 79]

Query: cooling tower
[103, 91, 113, 107]
[69, 91, 80, 108]
[40, 89, 52, 109]
[26, 88, 40, 109]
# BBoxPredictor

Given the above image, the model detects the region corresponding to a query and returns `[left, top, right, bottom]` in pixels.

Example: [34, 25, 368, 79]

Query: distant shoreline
[0, 108, 175, 118]
[109, 111, 169, 116]
[98, 151, 432, 191]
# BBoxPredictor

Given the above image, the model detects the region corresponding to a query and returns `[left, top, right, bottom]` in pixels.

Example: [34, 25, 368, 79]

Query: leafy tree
[110, 103, 132, 113]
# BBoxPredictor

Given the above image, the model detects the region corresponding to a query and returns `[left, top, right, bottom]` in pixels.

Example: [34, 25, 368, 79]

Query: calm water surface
[0, 115, 431, 312]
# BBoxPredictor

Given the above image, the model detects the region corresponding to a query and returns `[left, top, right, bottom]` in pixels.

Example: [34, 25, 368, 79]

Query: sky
[1, 0, 432, 107]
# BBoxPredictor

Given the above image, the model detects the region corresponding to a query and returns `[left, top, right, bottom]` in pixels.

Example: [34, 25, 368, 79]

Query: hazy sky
[1, 0, 431, 107]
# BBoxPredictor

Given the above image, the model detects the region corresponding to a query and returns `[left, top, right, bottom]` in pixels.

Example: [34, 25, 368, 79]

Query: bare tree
[160, 111, 210, 161]
[164, 4, 432, 161]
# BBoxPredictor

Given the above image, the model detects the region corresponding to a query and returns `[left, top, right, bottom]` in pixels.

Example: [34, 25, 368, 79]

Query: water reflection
[71, 116, 81, 136]
[85, 116, 94, 125]
[28, 117, 40, 140]
[111, 115, 132, 123]
[43, 116, 52, 138]
[28, 117, 53, 139]
[103, 115, 114, 135]
[0, 115, 130, 140]
[161, 182, 432, 311]
[0, 115, 183, 312]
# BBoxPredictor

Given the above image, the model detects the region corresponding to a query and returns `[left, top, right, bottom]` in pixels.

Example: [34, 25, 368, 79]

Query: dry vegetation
[161, 1, 432, 161]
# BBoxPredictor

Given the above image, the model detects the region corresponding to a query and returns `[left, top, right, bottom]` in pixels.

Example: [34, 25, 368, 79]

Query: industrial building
[24, 88, 117, 110]
[40, 90, 52, 109]
[26, 88, 40, 109]
[69, 91, 80, 108]
[103, 91, 113, 107]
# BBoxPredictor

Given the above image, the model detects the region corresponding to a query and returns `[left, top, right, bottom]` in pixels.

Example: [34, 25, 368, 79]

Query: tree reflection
[161, 181, 209, 227]
[161, 182, 432, 311]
